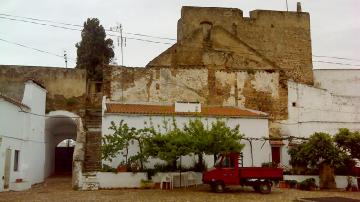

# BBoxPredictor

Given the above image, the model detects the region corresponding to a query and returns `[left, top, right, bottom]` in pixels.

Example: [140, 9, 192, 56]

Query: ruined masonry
[0, 6, 314, 182]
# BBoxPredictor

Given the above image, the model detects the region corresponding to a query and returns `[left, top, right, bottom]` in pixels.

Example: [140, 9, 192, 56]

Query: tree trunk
[319, 163, 336, 189]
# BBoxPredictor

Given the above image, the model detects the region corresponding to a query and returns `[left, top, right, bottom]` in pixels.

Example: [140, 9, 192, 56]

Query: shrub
[299, 178, 317, 191]
[101, 164, 117, 173]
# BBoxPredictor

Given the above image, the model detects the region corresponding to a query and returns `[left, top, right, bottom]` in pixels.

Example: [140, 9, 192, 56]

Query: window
[14, 150, 20, 171]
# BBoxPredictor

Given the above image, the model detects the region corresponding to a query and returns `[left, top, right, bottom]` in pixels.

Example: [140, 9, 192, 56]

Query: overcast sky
[0, 0, 359, 69]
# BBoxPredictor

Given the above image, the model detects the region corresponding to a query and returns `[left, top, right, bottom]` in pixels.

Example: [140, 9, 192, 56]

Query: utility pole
[110, 23, 126, 66]
[63, 50, 68, 68]
[286, 0, 289, 11]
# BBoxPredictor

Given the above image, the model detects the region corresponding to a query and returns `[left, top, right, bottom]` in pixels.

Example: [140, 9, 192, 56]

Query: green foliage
[334, 128, 360, 159]
[75, 18, 114, 80]
[101, 120, 136, 164]
[299, 178, 317, 190]
[103, 118, 244, 172]
[101, 164, 117, 173]
[288, 132, 348, 169]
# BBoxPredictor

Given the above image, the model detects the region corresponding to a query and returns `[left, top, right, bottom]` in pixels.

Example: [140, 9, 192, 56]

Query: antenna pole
[63, 50, 68, 68]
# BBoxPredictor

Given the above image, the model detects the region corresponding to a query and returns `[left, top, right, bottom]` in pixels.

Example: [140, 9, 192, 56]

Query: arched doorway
[45, 111, 82, 176]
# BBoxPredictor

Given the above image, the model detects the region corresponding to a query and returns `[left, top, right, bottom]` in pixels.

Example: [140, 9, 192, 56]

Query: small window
[292, 102, 296, 107]
[14, 150, 20, 171]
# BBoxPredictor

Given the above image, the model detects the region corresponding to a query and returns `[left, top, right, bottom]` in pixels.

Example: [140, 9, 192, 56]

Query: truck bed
[238, 167, 283, 180]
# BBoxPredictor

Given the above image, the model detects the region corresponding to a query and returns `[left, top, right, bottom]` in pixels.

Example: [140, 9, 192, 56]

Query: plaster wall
[109, 67, 285, 121]
[0, 65, 86, 114]
[314, 69, 360, 97]
[283, 175, 358, 189]
[277, 81, 360, 166]
[0, 82, 47, 192]
[102, 113, 271, 169]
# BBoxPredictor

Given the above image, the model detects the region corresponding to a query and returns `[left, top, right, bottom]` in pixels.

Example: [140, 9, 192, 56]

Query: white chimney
[174, 101, 201, 113]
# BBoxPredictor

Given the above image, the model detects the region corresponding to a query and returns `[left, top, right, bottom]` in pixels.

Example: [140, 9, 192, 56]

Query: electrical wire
[1, 14, 360, 66]
[0, 13, 176, 41]
[0, 37, 76, 61]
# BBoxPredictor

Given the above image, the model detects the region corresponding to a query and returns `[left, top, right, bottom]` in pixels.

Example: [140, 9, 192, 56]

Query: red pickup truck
[203, 152, 283, 194]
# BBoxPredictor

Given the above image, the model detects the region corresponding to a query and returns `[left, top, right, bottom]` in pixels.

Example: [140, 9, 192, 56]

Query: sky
[0, 0, 359, 69]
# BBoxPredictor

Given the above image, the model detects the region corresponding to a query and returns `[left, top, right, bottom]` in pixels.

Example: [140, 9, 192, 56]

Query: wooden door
[271, 146, 281, 165]
[4, 149, 11, 189]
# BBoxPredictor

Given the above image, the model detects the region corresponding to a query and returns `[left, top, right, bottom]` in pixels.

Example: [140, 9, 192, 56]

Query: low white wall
[97, 172, 203, 189]
[284, 175, 358, 189]
[97, 172, 147, 189]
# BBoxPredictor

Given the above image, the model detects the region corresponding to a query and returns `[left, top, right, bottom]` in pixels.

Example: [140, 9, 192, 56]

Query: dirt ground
[1, 176, 360, 202]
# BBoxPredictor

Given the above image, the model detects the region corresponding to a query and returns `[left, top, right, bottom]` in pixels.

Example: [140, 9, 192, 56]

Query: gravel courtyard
[1, 176, 360, 202]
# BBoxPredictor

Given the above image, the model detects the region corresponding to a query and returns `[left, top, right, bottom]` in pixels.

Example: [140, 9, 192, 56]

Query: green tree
[76, 18, 114, 80]
[183, 118, 209, 169]
[288, 132, 349, 189]
[207, 119, 244, 155]
[101, 120, 135, 165]
[334, 128, 360, 159]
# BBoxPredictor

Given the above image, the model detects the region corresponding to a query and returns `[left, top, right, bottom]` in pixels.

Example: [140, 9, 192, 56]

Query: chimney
[297, 2, 302, 12]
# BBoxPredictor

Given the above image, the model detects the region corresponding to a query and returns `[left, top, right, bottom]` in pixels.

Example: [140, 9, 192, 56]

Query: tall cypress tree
[76, 18, 114, 80]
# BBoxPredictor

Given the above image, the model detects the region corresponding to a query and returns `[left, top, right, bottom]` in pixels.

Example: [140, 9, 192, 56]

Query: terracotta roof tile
[106, 103, 267, 118]
[0, 93, 30, 109]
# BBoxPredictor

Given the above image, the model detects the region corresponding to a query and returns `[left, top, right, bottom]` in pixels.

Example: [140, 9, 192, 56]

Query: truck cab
[203, 152, 283, 194]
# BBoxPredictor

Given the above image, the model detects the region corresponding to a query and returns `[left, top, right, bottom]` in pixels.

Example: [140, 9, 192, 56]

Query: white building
[102, 100, 272, 169]
[0, 80, 47, 192]
[277, 69, 360, 166]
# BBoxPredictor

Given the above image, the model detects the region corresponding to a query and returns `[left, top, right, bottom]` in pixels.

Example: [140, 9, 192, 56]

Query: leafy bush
[299, 178, 317, 191]
[101, 164, 117, 173]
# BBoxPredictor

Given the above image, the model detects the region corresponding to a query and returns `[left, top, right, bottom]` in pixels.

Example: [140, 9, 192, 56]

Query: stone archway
[45, 111, 83, 177]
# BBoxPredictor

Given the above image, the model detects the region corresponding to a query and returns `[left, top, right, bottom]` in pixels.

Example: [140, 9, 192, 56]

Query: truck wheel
[214, 181, 225, 193]
[259, 183, 271, 194]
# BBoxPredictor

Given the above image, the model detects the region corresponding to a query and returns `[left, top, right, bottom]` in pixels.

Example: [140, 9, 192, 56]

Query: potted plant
[117, 161, 127, 172]
[346, 176, 358, 192]
[288, 180, 298, 188]
[299, 178, 317, 191]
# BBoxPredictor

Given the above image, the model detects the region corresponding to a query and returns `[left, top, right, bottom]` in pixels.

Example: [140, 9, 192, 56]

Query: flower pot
[117, 165, 127, 172]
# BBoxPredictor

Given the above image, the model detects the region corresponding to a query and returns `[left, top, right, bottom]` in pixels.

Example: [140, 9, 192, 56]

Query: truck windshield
[214, 155, 223, 167]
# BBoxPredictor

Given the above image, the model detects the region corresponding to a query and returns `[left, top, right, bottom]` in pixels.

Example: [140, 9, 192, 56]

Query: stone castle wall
[0, 65, 87, 115]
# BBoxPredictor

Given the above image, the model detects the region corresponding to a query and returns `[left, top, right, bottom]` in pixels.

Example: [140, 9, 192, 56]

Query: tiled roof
[0, 93, 30, 109]
[105, 103, 267, 118]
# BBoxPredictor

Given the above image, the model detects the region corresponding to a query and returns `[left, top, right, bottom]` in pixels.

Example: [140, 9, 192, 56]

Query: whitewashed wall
[102, 112, 271, 169]
[277, 81, 360, 166]
[0, 81, 46, 192]
[284, 175, 358, 189]
[314, 69, 360, 97]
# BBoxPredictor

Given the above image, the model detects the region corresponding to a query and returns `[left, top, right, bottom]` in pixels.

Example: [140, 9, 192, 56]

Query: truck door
[221, 155, 238, 185]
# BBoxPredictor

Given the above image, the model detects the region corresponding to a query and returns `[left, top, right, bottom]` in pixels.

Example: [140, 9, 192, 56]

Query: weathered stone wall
[0, 65, 87, 115]
[108, 66, 287, 122]
[148, 6, 313, 85]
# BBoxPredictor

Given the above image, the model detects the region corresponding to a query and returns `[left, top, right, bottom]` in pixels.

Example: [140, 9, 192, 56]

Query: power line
[0, 16, 173, 45]
[313, 60, 360, 67]
[1, 14, 360, 67]
[0, 13, 176, 41]
[312, 55, 360, 62]
[0, 37, 75, 61]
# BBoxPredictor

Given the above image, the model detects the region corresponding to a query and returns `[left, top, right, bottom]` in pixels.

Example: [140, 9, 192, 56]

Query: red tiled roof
[0, 93, 30, 109]
[105, 103, 267, 118]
